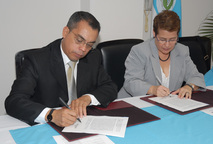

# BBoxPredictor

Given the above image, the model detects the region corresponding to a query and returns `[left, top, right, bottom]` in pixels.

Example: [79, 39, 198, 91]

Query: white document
[62, 115, 128, 138]
[149, 94, 209, 112]
[53, 135, 115, 144]
[202, 107, 213, 116]
[122, 96, 154, 109]
[206, 85, 213, 90]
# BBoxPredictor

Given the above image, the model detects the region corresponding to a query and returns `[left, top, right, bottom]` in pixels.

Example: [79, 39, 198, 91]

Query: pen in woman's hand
[59, 97, 82, 123]
[156, 76, 170, 96]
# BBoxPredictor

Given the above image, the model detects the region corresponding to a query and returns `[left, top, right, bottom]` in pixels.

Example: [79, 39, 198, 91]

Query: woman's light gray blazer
[118, 38, 205, 98]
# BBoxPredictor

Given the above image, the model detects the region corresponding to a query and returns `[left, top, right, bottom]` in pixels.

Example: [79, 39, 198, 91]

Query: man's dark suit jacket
[5, 39, 117, 125]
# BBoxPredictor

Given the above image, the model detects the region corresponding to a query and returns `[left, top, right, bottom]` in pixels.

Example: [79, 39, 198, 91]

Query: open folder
[48, 100, 160, 142]
[141, 89, 213, 115]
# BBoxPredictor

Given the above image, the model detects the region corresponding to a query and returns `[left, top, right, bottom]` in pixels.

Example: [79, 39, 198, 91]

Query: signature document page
[53, 135, 115, 144]
[62, 115, 128, 138]
[149, 94, 209, 112]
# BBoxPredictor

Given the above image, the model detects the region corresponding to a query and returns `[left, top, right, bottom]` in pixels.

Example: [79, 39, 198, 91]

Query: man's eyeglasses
[72, 32, 94, 50]
[156, 36, 178, 44]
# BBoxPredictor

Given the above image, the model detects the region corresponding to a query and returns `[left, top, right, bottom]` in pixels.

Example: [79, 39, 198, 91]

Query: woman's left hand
[171, 85, 192, 99]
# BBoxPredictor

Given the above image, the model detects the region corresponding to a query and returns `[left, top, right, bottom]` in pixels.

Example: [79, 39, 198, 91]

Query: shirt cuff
[34, 94, 99, 124]
[34, 107, 50, 124]
[86, 94, 100, 106]
[34, 107, 62, 124]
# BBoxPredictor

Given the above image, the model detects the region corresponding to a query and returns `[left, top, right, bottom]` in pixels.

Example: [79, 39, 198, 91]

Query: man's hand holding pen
[50, 108, 78, 127]
[59, 97, 82, 123]
[45, 95, 91, 127]
[69, 95, 91, 119]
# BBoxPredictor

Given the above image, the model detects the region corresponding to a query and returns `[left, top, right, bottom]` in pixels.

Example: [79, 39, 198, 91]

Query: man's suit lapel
[50, 39, 68, 101]
[76, 55, 89, 97]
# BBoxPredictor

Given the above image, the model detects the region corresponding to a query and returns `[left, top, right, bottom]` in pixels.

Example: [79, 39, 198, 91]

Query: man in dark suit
[5, 11, 117, 127]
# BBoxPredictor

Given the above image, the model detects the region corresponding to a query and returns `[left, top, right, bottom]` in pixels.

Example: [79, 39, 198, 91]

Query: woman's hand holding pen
[148, 85, 170, 97]
[153, 76, 170, 97]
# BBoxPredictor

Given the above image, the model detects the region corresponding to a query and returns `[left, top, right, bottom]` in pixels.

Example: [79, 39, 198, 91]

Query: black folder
[141, 89, 213, 115]
[48, 100, 160, 142]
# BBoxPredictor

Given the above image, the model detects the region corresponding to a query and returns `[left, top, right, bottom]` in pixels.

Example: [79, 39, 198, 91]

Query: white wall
[0, 0, 80, 115]
[90, 0, 144, 42]
[0, 0, 212, 115]
[181, 0, 213, 67]
[182, 0, 213, 36]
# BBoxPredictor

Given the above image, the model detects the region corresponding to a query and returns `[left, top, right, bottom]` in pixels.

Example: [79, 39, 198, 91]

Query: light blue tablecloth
[10, 106, 213, 144]
[10, 123, 59, 144]
[109, 106, 213, 144]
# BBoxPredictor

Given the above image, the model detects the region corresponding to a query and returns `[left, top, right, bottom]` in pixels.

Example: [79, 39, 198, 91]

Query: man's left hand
[69, 95, 91, 119]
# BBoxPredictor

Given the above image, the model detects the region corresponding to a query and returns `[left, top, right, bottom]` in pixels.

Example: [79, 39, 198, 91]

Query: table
[1, 86, 213, 144]
[0, 115, 29, 144]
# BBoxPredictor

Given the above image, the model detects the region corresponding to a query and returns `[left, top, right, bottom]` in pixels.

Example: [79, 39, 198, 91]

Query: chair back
[96, 39, 144, 91]
[178, 36, 211, 75]
[15, 49, 39, 78]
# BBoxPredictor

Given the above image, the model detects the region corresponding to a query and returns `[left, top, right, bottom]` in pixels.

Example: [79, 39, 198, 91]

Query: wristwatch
[185, 84, 194, 91]
[47, 109, 55, 122]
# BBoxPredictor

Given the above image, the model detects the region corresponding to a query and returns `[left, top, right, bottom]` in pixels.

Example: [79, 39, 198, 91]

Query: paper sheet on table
[149, 94, 209, 112]
[62, 115, 128, 138]
[122, 96, 154, 109]
[53, 135, 114, 144]
[202, 107, 213, 116]
[10, 123, 59, 144]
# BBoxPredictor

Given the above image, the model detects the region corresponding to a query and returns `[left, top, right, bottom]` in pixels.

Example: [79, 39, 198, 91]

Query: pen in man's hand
[59, 97, 82, 123]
